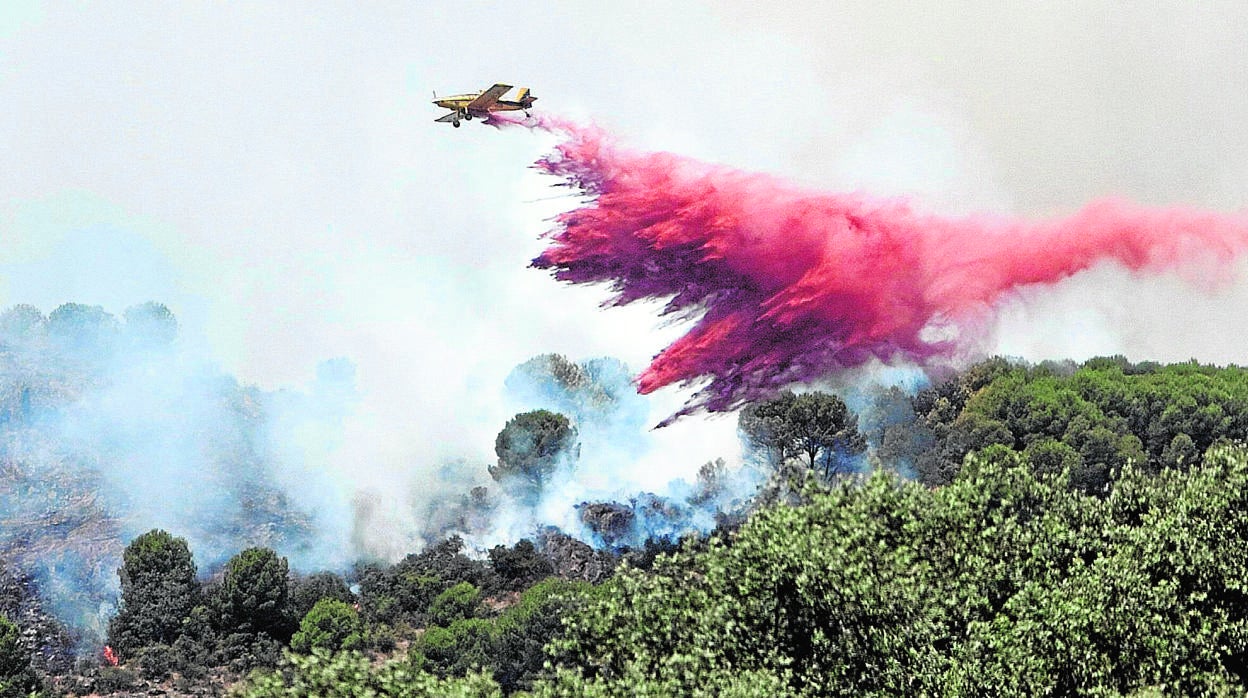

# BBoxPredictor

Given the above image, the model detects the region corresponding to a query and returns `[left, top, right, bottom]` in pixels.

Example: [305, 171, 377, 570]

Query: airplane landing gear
[464, 112, 473, 120]
[453, 121, 460, 128]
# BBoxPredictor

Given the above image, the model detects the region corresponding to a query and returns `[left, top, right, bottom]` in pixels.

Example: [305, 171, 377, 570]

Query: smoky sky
[716, 2, 1248, 213]
[2, 2, 1247, 514]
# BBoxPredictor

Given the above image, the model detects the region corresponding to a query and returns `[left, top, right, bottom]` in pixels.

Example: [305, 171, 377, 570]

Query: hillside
[6, 348, 1248, 695]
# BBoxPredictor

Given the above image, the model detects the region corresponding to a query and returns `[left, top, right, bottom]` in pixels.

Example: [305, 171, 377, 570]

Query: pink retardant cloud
[491, 113, 1248, 424]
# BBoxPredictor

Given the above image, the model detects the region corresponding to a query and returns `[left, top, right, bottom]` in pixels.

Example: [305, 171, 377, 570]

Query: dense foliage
[287, 572, 353, 625]
[547, 443, 1248, 695]
[239, 650, 502, 698]
[354, 536, 498, 630]
[230, 443, 1248, 696]
[492, 410, 579, 503]
[907, 356, 1248, 487]
[488, 540, 554, 591]
[223, 358, 1248, 696]
[211, 547, 295, 672]
[0, 615, 42, 697]
[0, 302, 330, 654]
[289, 600, 362, 655]
[107, 530, 201, 660]
[19, 355, 1248, 696]
[214, 547, 293, 641]
[739, 390, 867, 477]
[487, 578, 592, 694]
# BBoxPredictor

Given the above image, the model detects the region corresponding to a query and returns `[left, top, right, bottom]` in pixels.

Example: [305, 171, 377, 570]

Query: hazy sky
[3, 2, 1247, 494]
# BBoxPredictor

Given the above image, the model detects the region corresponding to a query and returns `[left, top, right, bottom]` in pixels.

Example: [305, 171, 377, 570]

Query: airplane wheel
[464, 113, 473, 120]
[453, 121, 460, 128]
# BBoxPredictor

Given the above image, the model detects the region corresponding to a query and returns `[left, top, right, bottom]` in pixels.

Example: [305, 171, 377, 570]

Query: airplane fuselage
[433, 84, 535, 127]
[433, 96, 529, 116]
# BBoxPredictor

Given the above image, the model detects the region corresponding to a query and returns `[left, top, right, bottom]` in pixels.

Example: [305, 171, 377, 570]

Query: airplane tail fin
[517, 87, 536, 106]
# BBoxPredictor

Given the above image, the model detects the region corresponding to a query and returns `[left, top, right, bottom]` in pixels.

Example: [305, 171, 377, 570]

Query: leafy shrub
[488, 539, 553, 591]
[527, 665, 791, 698]
[411, 619, 494, 678]
[362, 623, 398, 653]
[92, 665, 139, 694]
[290, 599, 362, 654]
[427, 583, 481, 628]
[287, 572, 353, 625]
[217, 632, 285, 674]
[237, 649, 502, 698]
[171, 604, 216, 678]
[135, 643, 176, 681]
[0, 615, 42, 697]
[491, 578, 591, 693]
[353, 564, 441, 629]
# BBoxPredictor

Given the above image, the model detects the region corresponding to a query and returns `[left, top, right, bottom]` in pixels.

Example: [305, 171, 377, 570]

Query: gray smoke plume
[0, 302, 354, 644]
[432, 353, 760, 551]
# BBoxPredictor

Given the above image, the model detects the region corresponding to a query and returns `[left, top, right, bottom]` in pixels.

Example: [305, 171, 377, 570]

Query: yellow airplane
[432, 83, 536, 127]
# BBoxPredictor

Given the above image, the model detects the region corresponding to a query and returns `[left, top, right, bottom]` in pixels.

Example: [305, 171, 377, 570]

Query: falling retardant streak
[488, 112, 1248, 424]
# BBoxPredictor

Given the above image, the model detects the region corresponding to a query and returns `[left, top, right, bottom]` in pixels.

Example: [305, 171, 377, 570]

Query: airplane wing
[466, 84, 512, 111]
[435, 112, 460, 123]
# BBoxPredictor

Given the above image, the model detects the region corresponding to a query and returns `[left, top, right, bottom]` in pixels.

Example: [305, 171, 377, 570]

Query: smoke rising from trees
[0, 303, 354, 643]
[0, 304, 759, 646]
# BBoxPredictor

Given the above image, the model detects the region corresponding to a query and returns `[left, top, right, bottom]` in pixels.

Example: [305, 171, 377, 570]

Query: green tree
[488, 539, 554, 591]
[107, 529, 201, 660]
[287, 571, 354, 625]
[412, 618, 495, 679]
[738, 392, 795, 468]
[214, 547, 291, 641]
[545, 446, 1248, 696]
[1022, 437, 1083, 477]
[122, 301, 179, 348]
[238, 649, 502, 698]
[289, 599, 362, 654]
[492, 410, 579, 503]
[1161, 432, 1201, 470]
[0, 615, 41, 698]
[46, 302, 117, 356]
[0, 305, 45, 345]
[492, 578, 591, 694]
[427, 583, 481, 628]
[738, 391, 867, 479]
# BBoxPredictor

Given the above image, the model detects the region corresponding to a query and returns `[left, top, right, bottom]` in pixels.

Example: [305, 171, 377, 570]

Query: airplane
[432, 83, 536, 127]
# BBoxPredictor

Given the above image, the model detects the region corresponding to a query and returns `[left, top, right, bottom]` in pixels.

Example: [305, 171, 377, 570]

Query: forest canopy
[7, 311, 1248, 697]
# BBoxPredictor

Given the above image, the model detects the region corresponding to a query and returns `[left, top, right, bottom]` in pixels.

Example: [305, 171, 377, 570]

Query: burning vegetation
[8, 115, 1248, 697]
[6, 297, 1248, 694]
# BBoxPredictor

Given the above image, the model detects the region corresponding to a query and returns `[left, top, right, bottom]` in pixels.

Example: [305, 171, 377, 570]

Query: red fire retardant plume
[490, 113, 1248, 424]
